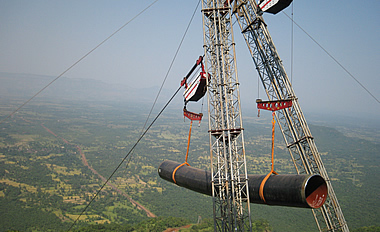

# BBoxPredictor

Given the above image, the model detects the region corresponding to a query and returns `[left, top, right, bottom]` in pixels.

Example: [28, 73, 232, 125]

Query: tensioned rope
[112, 0, 201, 205]
[140, 0, 201, 134]
[0, 0, 159, 125]
[283, 11, 379, 104]
[120, 0, 201, 174]
[290, 2, 294, 85]
[66, 1, 201, 230]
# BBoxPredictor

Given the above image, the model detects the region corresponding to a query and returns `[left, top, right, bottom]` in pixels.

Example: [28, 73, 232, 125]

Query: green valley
[0, 98, 379, 231]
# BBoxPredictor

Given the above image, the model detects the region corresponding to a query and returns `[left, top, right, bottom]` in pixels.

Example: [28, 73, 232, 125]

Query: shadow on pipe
[158, 160, 327, 209]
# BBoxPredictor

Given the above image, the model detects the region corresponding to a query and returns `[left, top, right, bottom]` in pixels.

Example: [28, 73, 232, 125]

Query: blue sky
[1, 0, 379, 121]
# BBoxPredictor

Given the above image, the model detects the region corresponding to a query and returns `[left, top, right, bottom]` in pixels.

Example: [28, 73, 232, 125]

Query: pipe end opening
[305, 175, 328, 208]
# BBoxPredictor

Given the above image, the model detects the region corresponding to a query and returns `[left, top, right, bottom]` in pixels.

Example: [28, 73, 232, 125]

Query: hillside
[0, 75, 379, 231]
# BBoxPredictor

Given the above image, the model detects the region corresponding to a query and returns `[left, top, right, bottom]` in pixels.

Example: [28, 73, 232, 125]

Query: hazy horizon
[1, 1, 379, 123]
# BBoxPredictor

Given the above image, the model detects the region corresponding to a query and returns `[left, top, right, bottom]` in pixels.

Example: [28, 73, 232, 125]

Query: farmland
[0, 98, 379, 231]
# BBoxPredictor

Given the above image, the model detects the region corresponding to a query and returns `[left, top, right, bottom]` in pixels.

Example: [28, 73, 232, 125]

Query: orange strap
[259, 112, 278, 202]
[172, 162, 189, 184]
[270, 112, 275, 172]
[172, 120, 193, 184]
[185, 120, 193, 164]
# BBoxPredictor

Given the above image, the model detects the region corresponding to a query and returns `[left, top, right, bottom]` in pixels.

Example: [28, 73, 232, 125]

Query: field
[0, 98, 379, 231]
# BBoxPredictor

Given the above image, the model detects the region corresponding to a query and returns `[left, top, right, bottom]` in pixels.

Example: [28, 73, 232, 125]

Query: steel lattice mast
[232, 0, 349, 231]
[202, 0, 252, 231]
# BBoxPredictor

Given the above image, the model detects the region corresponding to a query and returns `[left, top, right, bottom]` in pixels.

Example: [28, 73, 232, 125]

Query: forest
[0, 98, 379, 232]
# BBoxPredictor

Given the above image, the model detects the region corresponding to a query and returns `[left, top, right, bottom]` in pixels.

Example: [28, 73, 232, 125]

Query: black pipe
[158, 160, 327, 209]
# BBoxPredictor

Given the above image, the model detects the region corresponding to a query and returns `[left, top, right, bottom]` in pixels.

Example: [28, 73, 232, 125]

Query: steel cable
[0, 0, 159, 125]
[283, 11, 379, 104]
[66, 85, 182, 231]
[66, 1, 201, 230]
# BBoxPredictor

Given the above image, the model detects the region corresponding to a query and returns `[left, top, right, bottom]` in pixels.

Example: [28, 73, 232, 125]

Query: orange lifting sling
[172, 109, 203, 184]
[256, 99, 292, 202]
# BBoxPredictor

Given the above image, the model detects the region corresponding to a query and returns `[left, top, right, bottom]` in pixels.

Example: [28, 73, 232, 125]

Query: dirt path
[76, 145, 156, 218]
[163, 224, 192, 232]
[40, 123, 156, 218]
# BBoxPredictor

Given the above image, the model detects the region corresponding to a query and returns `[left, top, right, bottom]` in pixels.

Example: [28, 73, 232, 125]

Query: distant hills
[0, 72, 177, 105]
[1, 72, 379, 138]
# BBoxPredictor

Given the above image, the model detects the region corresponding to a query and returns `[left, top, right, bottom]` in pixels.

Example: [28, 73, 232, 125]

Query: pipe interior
[305, 175, 328, 208]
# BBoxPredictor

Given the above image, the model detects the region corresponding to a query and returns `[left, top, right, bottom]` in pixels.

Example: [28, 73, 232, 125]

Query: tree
[252, 219, 272, 232]
[353, 226, 380, 232]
